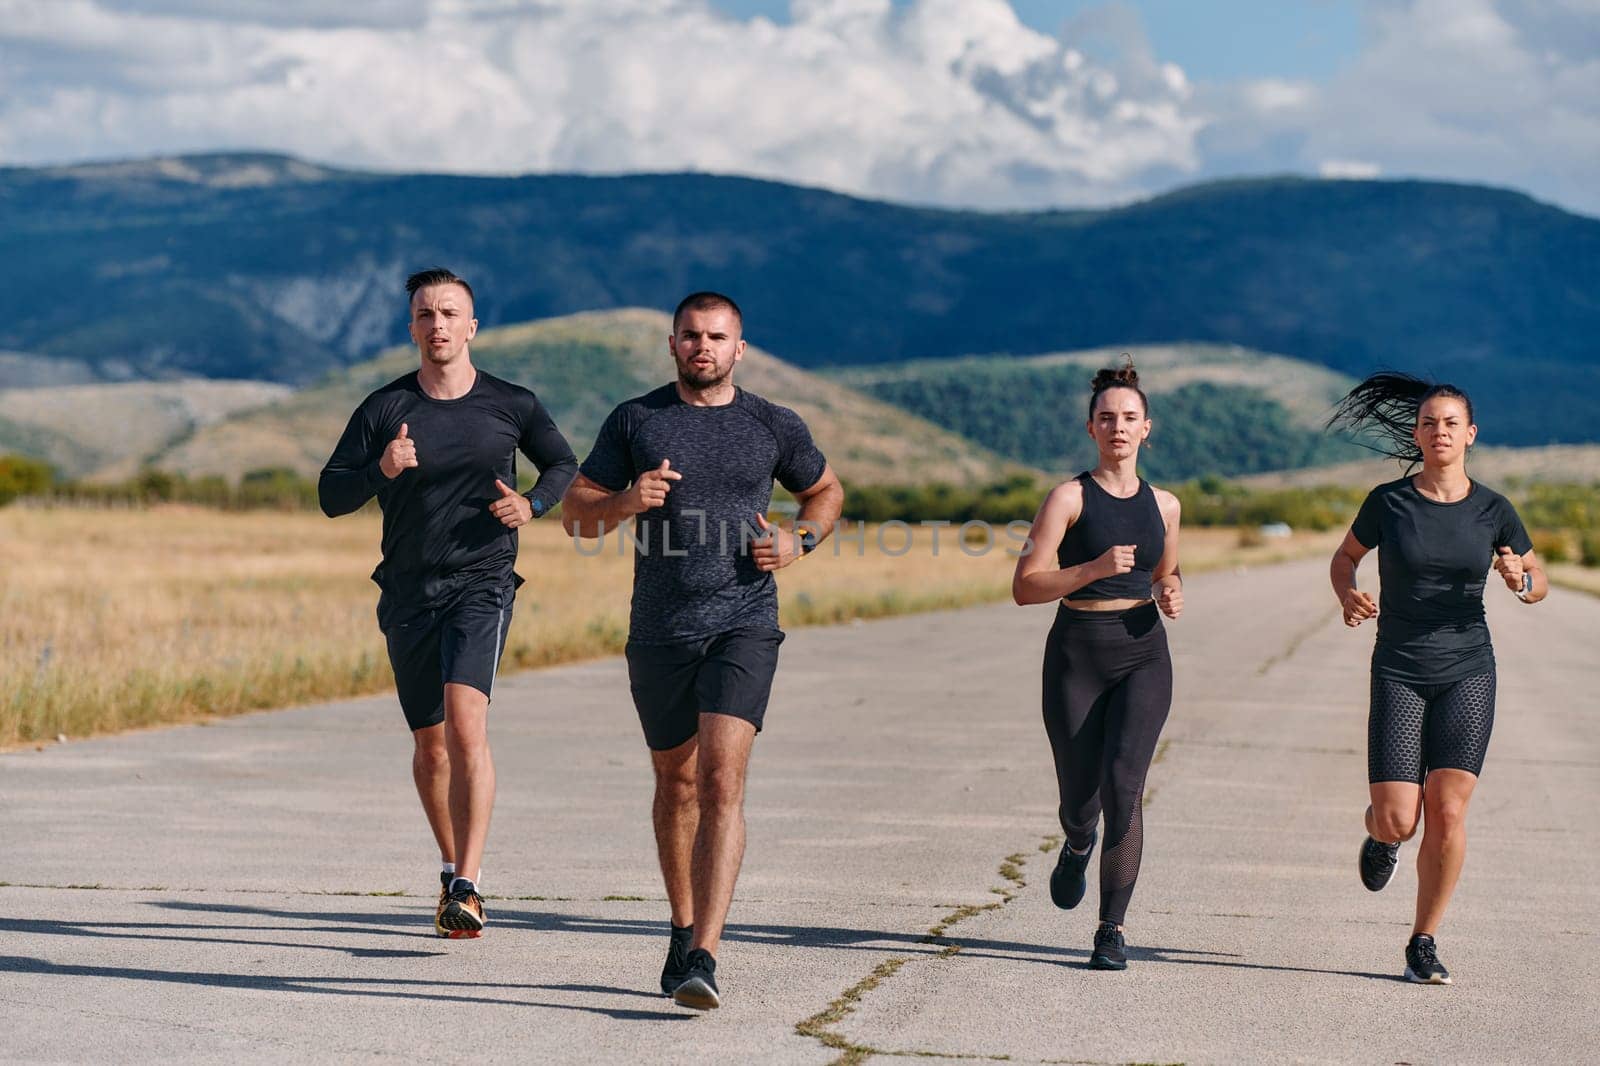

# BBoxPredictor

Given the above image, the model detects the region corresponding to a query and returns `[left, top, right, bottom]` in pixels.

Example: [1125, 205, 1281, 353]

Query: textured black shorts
[379, 583, 513, 732]
[624, 627, 785, 751]
[1368, 670, 1496, 783]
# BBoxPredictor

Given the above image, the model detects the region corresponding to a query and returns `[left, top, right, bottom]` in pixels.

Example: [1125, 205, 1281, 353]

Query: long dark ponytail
[1327, 371, 1475, 465]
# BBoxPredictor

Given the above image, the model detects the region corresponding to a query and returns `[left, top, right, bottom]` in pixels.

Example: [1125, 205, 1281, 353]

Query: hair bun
[1090, 357, 1139, 392]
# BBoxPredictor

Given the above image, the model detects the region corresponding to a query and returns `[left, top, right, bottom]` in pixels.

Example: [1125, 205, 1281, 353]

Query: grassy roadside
[1548, 564, 1600, 598]
[0, 505, 1338, 749]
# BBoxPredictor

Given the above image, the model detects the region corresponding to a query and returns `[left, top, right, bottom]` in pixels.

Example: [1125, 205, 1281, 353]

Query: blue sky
[0, 0, 1594, 215]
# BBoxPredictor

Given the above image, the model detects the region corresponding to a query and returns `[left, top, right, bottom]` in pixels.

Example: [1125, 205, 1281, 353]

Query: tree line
[4, 453, 1596, 566]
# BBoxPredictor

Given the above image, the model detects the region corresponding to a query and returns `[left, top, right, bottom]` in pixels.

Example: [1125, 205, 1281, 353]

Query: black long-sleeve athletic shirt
[319, 370, 578, 606]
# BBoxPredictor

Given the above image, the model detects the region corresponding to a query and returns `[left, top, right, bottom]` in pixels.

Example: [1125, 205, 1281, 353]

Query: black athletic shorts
[1368, 670, 1496, 783]
[624, 627, 785, 751]
[379, 582, 514, 732]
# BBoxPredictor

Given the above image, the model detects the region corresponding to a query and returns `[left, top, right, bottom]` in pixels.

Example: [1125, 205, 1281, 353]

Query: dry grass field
[1239, 444, 1600, 490]
[1549, 564, 1600, 597]
[0, 505, 1339, 748]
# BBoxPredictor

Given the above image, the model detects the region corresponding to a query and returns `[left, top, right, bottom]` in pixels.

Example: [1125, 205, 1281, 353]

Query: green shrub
[1530, 529, 1572, 564]
[1581, 531, 1600, 568]
[0, 453, 55, 505]
[51, 466, 325, 511]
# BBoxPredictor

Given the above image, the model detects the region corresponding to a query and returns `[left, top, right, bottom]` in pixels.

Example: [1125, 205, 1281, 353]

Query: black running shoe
[1359, 836, 1402, 892]
[660, 923, 695, 995]
[1050, 830, 1097, 910]
[672, 948, 720, 1010]
[1088, 921, 1127, 971]
[438, 878, 486, 936]
[1404, 934, 1451, 985]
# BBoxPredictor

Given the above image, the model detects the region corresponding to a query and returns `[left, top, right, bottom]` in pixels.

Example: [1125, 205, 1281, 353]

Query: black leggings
[1041, 602, 1173, 926]
[1368, 670, 1496, 783]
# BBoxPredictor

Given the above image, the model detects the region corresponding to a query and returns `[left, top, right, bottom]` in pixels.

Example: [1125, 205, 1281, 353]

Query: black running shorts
[624, 627, 785, 751]
[379, 583, 514, 731]
[1368, 670, 1496, 783]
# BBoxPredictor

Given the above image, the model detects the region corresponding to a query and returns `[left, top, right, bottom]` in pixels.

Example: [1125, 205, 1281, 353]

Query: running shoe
[1404, 934, 1451, 985]
[438, 878, 487, 936]
[434, 871, 454, 938]
[435, 872, 479, 939]
[660, 923, 695, 995]
[1359, 836, 1402, 892]
[1088, 921, 1127, 971]
[1050, 830, 1097, 910]
[672, 948, 721, 1010]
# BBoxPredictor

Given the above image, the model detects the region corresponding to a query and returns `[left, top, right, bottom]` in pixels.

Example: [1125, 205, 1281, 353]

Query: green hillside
[833, 344, 1365, 481]
[3, 154, 1596, 443]
[151, 310, 1029, 487]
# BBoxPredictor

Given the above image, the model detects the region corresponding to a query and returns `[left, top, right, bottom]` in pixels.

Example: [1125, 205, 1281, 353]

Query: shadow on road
[39, 900, 1406, 986]
[0, 956, 692, 1021]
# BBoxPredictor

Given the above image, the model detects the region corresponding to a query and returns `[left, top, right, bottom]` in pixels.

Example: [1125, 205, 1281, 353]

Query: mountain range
[3, 153, 1596, 445]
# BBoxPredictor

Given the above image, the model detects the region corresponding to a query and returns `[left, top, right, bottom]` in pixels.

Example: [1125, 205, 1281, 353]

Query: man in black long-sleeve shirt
[319, 267, 577, 938]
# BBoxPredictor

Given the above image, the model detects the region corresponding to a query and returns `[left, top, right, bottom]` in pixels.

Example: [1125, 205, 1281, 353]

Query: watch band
[798, 529, 818, 555]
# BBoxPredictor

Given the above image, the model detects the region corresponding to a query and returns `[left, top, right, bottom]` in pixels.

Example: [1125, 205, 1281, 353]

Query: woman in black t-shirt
[1328, 373, 1547, 985]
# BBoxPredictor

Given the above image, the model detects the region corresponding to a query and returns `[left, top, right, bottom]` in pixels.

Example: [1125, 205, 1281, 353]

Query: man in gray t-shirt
[562, 292, 843, 1010]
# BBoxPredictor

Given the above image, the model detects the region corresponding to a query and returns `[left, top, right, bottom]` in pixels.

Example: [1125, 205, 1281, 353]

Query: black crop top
[1057, 472, 1166, 600]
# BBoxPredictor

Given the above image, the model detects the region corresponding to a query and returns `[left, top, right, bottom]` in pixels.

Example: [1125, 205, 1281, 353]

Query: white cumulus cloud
[1204, 0, 1600, 214]
[0, 0, 1203, 208]
[0, 0, 1594, 213]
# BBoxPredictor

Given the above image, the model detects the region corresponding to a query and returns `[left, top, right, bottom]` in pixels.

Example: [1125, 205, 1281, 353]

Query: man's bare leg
[688, 713, 756, 958]
[412, 723, 455, 866]
[444, 682, 495, 885]
[651, 735, 701, 927]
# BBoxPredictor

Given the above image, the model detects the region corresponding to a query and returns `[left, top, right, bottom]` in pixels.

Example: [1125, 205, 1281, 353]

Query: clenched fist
[1097, 543, 1137, 579]
[630, 459, 682, 512]
[1156, 581, 1183, 619]
[489, 478, 533, 528]
[750, 513, 799, 572]
[1341, 587, 1378, 627]
[1492, 546, 1525, 592]
[380, 423, 417, 479]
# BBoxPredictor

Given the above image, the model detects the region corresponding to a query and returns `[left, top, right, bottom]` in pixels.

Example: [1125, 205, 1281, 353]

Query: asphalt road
[2, 557, 1595, 1064]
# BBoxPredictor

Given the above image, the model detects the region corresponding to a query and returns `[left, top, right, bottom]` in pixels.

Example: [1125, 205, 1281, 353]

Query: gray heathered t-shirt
[579, 384, 828, 645]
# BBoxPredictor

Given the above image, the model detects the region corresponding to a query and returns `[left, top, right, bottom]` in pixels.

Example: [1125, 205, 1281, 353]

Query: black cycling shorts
[1368, 670, 1495, 783]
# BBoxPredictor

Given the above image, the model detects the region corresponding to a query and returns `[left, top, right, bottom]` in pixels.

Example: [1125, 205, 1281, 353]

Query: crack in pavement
[795, 714, 1187, 1065]
[794, 838, 1046, 1066]
[1255, 609, 1336, 676]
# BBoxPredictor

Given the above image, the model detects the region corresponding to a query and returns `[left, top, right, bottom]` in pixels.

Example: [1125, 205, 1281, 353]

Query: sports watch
[1515, 571, 1532, 602]
[798, 529, 819, 556]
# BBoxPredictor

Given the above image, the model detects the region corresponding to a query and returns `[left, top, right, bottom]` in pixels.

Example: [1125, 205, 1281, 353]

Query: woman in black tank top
[1012, 360, 1183, 971]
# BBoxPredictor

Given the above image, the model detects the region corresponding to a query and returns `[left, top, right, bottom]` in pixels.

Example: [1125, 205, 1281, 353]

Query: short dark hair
[672, 291, 742, 334]
[405, 268, 474, 307]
